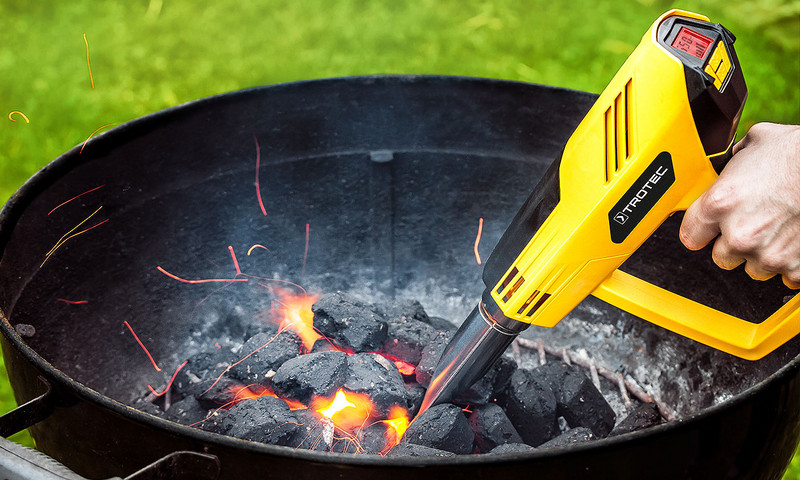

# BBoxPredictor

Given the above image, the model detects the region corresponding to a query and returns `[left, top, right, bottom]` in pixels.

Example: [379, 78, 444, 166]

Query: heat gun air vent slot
[604, 79, 634, 183]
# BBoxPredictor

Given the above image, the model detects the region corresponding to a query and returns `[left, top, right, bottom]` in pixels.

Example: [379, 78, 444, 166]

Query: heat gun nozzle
[418, 297, 529, 415]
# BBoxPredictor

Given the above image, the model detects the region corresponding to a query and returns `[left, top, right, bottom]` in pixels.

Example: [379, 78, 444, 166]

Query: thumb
[679, 192, 721, 250]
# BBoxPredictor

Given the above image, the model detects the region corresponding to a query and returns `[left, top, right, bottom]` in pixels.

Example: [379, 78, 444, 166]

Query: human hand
[679, 122, 800, 289]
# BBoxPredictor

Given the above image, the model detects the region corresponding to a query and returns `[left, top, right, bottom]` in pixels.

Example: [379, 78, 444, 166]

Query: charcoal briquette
[402, 403, 474, 455]
[489, 442, 535, 454]
[455, 356, 516, 406]
[272, 350, 348, 404]
[382, 318, 437, 365]
[610, 402, 662, 436]
[359, 423, 391, 454]
[376, 299, 431, 324]
[312, 293, 388, 352]
[468, 403, 524, 452]
[173, 348, 237, 398]
[428, 316, 457, 332]
[534, 362, 616, 438]
[499, 369, 558, 447]
[165, 396, 208, 426]
[415, 330, 454, 387]
[291, 409, 333, 451]
[223, 396, 299, 446]
[195, 376, 248, 409]
[404, 382, 426, 418]
[344, 353, 407, 415]
[229, 330, 303, 385]
[538, 427, 595, 449]
[386, 443, 456, 457]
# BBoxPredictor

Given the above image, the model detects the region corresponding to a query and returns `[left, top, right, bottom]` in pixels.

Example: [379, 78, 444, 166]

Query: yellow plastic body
[490, 10, 799, 360]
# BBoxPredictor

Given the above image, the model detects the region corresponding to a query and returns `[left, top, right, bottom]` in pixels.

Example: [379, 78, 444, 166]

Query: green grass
[1, 0, 798, 476]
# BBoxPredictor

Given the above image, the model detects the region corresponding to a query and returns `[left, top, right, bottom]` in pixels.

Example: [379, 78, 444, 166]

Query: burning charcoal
[173, 348, 237, 398]
[402, 403, 474, 454]
[272, 351, 348, 405]
[387, 443, 456, 457]
[165, 396, 208, 426]
[343, 353, 407, 415]
[499, 369, 558, 447]
[610, 402, 662, 436]
[382, 318, 437, 365]
[223, 396, 300, 446]
[376, 299, 431, 324]
[331, 436, 362, 454]
[312, 292, 388, 352]
[405, 382, 426, 418]
[534, 362, 616, 438]
[308, 337, 337, 353]
[359, 423, 392, 454]
[455, 356, 516, 406]
[468, 403, 524, 453]
[196, 377, 249, 409]
[292, 409, 332, 451]
[538, 427, 595, 449]
[229, 330, 303, 385]
[489, 443, 535, 454]
[415, 330, 454, 387]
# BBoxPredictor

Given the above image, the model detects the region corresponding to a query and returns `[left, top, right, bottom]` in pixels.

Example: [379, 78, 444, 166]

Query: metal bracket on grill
[0, 376, 54, 438]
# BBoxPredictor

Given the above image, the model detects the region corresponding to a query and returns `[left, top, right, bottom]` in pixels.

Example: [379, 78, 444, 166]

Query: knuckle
[701, 185, 736, 217]
[758, 251, 786, 273]
[725, 226, 764, 254]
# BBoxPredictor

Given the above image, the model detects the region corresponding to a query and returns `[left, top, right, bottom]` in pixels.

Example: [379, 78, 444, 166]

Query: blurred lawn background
[1, 0, 798, 476]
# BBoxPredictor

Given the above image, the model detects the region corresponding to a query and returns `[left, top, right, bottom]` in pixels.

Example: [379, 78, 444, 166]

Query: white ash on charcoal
[534, 362, 616, 438]
[386, 443, 456, 457]
[610, 402, 662, 436]
[497, 369, 559, 447]
[415, 330, 454, 387]
[468, 403, 524, 453]
[538, 427, 596, 449]
[271, 351, 349, 405]
[490, 443, 535, 454]
[229, 330, 304, 385]
[292, 409, 333, 451]
[401, 403, 474, 455]
[201, 396, 299, 446]
[343, 353, 408, 416]
[312, 292, 388, 352]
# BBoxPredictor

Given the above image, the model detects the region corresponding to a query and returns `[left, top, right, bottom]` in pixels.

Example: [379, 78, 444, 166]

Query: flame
[313, 389, 373, 431]
[381, 405, 410, 453]
[374, 352, 417, 376]
[271, 289, 321, 351]
[229, 384, 307, 410]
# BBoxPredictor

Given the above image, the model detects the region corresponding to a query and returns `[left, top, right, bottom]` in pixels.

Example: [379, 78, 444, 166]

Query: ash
[140, 291, 670, 456]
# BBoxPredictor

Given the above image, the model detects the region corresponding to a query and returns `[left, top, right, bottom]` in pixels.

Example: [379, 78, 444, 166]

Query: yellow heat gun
[420, 9, 800, 413]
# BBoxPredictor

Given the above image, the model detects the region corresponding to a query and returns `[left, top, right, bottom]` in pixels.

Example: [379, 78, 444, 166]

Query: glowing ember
[271, 288, 321, 351]
[313, 389, 373, 431]
[381, 405, 410, 453]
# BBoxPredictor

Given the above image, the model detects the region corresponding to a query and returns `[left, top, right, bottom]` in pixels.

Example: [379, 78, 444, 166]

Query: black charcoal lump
[387, 443, 456, 457]
[538, 427, 596, 449]
[611, 402, 662, 436]
[224, 396, 299, 445]
[455, 357, 516, 406]
[415, 330, 454, 387]
[165, 396, 208, 426]
[343, 353, 407, 415]
[382, 318, 437, 365]
[272, 350, 348, 404]
[535, 362, 616, 438]
[292, 409, 332, 451]
[377, 299, 431, 325]
[468, 403, 524, 452]
[490, 443, 535, 454]
[499, 369, 558, 447]
[402, 403, 474, 455]
[229, 330, 303, 384]
[312, 293, 388, 352]
[173, 348, 236, 398]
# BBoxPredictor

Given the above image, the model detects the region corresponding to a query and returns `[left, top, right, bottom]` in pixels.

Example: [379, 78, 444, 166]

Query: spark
[247, 244, 270, 256]
[83, 33, 94, 89]
[123, 320, 161, 372]
[474, 217, 484, 265]
[156, 266, 249, 284]
[56, 299, 88, 305]
[228, 245, 242, 276]
[147, 360, 188, 397]
[8, 111, 30, 123]
[48, 184, 105, 215]
[41, 207, 108, 267]
[80, 123, 116, 154]
[254, 135, 267, 216]
[302, 223, 310, 278]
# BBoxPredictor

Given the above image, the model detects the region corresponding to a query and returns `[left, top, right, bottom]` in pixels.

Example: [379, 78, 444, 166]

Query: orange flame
[313, 389, 373, 431]
[271, 289, 321, 351]
[229, 384, 307, 410]
[381, 405, 410, 453]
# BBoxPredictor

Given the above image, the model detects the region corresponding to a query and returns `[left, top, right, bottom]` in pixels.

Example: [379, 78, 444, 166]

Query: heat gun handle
[593, 269, 800, 360]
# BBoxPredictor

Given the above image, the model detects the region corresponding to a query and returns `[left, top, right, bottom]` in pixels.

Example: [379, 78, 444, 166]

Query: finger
[680, 198, 721, 250]
[744, 261, 778, 281]
[783, 276, 800, 290]
[711, 237, 745, 270]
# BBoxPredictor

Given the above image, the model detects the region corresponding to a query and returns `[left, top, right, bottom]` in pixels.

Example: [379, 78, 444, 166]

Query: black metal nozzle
[418, 295, 529, 415]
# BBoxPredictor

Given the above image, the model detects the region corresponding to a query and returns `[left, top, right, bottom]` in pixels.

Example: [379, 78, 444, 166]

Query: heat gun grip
[592, 269, 800, 360]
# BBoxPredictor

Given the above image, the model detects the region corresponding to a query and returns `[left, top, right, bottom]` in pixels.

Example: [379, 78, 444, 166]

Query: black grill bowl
[0, 76, 799, 479]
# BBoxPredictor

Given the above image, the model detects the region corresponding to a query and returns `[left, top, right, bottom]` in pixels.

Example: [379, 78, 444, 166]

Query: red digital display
[671, 27, 713, 60]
